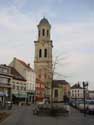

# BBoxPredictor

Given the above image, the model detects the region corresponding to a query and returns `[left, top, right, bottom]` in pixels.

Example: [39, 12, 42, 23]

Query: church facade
[34, 18, 53, 98]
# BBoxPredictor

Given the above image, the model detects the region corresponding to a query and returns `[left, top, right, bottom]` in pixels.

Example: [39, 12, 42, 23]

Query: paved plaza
[0, 105, 94, 125]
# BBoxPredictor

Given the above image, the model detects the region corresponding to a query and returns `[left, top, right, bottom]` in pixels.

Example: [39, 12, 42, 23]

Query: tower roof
[38, 17, 51, 27]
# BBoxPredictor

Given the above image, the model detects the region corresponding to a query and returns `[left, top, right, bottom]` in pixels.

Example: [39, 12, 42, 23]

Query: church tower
[34, 17, 53, 97]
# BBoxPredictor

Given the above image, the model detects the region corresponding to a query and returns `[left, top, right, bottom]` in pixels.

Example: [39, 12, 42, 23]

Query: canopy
[0, 91, 8, 97]
[13, 93, 27, 98]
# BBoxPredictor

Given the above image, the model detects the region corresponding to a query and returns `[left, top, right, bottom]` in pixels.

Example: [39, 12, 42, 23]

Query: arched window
[38, 74, 41, 79]
[39, 30, 40, 37]
[42, 29, 45, 36]
[39, 49, 42, 58]
[47, 30, 49, 36]
[44, 73, 46, 79]
[44, 49, 47, 57]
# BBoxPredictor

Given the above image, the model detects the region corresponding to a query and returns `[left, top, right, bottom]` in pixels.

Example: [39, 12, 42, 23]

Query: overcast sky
[0, 0, 94, 89]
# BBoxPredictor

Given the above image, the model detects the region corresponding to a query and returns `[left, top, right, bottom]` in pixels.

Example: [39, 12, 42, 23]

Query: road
[0, 105, 94, 125]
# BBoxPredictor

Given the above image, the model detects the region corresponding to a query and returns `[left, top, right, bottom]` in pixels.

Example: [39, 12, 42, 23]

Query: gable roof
[17, 59, 32, 71]
[0, 64, 13, 77]
[53, 80, 70, 87]
[10, 67, 26, 81]
[71, 83, 83, 89]
[15, 58, 34, 72]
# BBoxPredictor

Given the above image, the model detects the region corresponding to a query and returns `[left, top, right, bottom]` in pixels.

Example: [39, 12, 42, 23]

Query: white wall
[11, 79, 26, 95]
[71, 89, 83, 99]
[10, 58, 36, 92]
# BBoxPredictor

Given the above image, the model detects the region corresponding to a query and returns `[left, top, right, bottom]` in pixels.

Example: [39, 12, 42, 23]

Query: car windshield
[87, 101, 94, 105]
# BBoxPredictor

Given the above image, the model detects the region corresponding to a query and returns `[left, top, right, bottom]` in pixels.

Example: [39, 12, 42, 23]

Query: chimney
[13, 57, 16, 68]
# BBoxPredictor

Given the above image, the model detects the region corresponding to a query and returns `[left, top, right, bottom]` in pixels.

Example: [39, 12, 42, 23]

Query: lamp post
[75, 91, 77, 108]
[50, 79, 53, 108]
[83, 81, 88, 117]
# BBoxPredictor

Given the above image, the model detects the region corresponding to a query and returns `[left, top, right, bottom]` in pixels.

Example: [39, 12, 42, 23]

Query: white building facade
[9, 58, 36, 102]
[0, 65, 12, 106]
[70, 83, 84, 100]
[88, 90, 94, 99]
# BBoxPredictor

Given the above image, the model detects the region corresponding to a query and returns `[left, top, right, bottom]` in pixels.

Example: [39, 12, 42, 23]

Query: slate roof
[10, 67, 26, 81]
[0, 65, 26, 82]
[71, 83, 83, 89]
[39, 17, 50, 26]
[53, 80, 70, 87]
[0, 64, 13, 77]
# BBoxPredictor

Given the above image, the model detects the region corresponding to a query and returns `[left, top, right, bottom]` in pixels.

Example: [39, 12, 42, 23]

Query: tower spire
[37, 18, 51, 41]
[34, 18, 53, 99]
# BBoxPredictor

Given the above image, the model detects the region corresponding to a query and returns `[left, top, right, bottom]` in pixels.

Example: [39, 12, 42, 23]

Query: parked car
[5, 100, 12, 110]
[36, 98, 49, 105]
[86, 100, 94, 114]
[78, 100, 88, 112]
[64, 103, 70, 112]
[70, 100, 81, 108]
[69, 100, 76, 107]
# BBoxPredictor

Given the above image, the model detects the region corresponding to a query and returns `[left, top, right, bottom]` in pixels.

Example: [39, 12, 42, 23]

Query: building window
[38, 74, 41, 79]
[44, 73, 46, 79]
[47, 30, 49, 36]
[3, 68, 8, 74]
[17, 86, 19, 90]
[75, 90, 76, 93]
[39, 49, 42, 58]
[54, 89, 58, 97]
[44, 49, 47, 57]
[21, 86, 23, 90]
[0, 77, 8, 84]
[39, 30, 40, 37]
[13, 84, 15, 89]
[24, 87, 26, 91]
[42, 29, 45, 36]
[0, 68, 2, 72]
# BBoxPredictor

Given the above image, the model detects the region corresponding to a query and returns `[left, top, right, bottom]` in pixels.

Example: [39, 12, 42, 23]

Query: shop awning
[0, 92, 8, 97]
[13, 93, 27, 98]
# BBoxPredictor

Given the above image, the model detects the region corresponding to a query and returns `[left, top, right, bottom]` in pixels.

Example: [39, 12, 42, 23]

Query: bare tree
[46, 55, 69, 108]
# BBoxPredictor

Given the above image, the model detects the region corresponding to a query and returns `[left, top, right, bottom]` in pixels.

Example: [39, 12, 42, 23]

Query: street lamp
[75, 90, 77, 108]
[82, 81, 88, 117]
